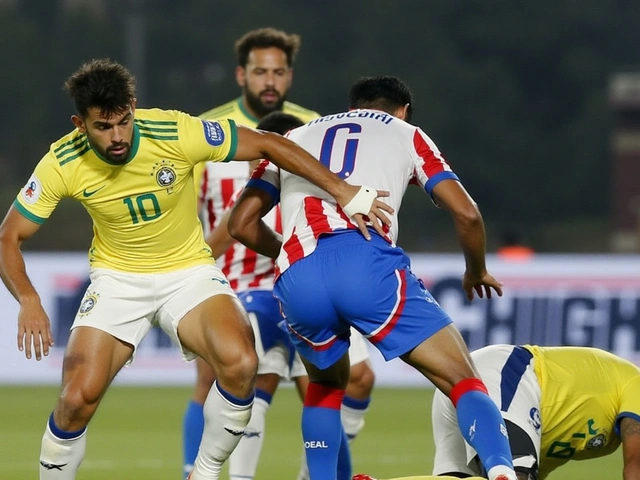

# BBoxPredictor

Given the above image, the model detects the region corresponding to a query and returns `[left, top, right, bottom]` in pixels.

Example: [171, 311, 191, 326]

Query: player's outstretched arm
[232, 125, 394, 240]
[0, 207, 53, 360]
[620, 416, 640, 480]
[431, 179, 502, 301]
[227, 186, 282, 259]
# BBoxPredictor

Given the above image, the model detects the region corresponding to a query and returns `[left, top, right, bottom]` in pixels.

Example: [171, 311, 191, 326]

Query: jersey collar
[236, 97, 260, 124]
[91, 123, 141, 165]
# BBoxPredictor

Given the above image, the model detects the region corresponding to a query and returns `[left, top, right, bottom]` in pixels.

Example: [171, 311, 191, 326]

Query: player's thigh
[400, 324, 476, 395]
[72, 268, 157, 363]
[177, 294, 255, 367]
[156, 264, 255, 365]
[62, 326, 134, 405]
[301, 351, 351, 389]
[431, 389, 479, 477]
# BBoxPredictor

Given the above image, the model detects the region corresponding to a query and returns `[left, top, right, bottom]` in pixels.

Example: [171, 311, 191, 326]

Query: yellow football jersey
[193, 97, 320, 189]
[199, 96, 320, 127]
[526, 345, 640, 478]
[14, 108, 238, 273]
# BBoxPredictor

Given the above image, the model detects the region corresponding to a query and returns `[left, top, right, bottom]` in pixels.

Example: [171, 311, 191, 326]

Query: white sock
[295, 447, 309, 480]
[191, 381, 253, 480]
[340, 403, 368, 442]
[487, 465, 517, 480]
[229, 396, 270, 479]
[40, 417, 87, 480]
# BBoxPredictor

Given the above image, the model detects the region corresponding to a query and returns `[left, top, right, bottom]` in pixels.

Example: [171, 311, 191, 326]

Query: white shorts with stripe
[432, 344, 542, 476]
[71, 264, 237, 364]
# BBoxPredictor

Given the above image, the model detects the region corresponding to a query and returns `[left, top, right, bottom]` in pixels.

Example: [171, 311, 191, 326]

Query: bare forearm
[229, 220, 282, 259]
[0, 239, 39, 304]
[453, 211, 488, 277]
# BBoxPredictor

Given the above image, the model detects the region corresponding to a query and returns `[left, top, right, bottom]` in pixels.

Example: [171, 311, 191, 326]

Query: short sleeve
[13, 154, 67, 224]
[246, 159, 280, 206]
[177, 112, 238, 165]
[410, 127, 459, 195]
[615, 372, 640, 435]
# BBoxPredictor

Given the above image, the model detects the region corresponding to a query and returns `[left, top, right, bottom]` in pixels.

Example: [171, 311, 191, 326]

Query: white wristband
[342, 185, 377, 217]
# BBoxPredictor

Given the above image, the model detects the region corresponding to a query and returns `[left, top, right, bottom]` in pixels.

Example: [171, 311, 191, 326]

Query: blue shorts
[237, 289, 296, 367]
[273, 231, 452, 369]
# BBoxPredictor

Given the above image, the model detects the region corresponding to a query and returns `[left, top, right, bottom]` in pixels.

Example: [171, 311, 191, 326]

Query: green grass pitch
[0, 386, 621, 479]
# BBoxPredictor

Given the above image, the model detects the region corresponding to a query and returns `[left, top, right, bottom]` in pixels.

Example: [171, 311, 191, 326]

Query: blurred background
[1, 1, 640, 478]
[2, 0, 640, 253]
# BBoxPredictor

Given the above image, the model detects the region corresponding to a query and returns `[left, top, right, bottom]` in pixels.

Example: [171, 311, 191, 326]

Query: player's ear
[235, 66, 246, 87]
[130, 98, 137, 113]
[71, 114, 86, 133]
[286, 67, 293, 87]
[394, 103, 410, 121]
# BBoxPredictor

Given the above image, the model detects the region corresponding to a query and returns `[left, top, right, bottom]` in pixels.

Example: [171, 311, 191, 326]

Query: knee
[216, 349, 258, 387]
[347, 361, 375, 398]
[57, 385, 99, 425]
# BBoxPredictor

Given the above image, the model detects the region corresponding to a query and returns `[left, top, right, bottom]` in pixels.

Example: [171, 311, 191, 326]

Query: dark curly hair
[349, 76, 413, 122]
[235, 27, 301, 67]
[256, 112, 304, 135]
[64, 59, 136, 118]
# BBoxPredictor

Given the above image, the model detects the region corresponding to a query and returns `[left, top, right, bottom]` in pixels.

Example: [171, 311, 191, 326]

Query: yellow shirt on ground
[526, 345, 640, 478]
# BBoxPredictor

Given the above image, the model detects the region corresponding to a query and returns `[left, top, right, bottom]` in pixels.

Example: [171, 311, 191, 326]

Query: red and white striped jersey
[199, 162, 281, 291]
[246, 109, 459, 276]
[199, 161, 250, 237]
[217, 187, 281, 291]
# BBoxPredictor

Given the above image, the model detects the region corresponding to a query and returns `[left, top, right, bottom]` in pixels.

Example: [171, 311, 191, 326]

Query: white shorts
[71, 264, 237, 364]
[348, 328, 370, 366]
[250, 318, 371, 380]
[432, 344, 541, 476]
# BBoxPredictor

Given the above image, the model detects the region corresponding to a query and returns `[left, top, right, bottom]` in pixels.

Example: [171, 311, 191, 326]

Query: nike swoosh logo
[224, 427, 245, 436]
[83, 186, 105, 197]
[212, 278, 229, 285]
[40, 461, 68, 471]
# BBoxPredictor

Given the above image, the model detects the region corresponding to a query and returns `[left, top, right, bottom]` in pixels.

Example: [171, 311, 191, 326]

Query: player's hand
[17, 300, 54, 361]
[462, 271, 503, 301]
[340, 185, 394, 240]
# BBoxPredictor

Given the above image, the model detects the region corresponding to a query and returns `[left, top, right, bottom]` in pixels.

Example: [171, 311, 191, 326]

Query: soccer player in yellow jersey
[0, 59, 392, 480]
[430, 344, 640, 479]
[185, 28, 377, 480]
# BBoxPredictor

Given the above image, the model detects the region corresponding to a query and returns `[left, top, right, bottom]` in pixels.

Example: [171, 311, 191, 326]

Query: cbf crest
[150, 159, 177, 194]
[78, 292, 100, 316]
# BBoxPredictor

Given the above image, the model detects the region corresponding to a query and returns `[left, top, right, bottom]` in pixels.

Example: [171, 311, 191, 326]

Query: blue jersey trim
[499, 346, 533, 411]
[615, 411, 640, 436]
[13, 200, 46, 224]
[215, 380, 254, 407]
[424, 171, 460, 195]
[48, 413, 86, 439]
[246, 178, 280, 207]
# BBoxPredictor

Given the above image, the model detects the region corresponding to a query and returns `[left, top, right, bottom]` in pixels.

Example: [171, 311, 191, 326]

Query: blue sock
[452, 378, 514, 473]
[301, 383, 349, 480]
[336, 428, 352, 480]
[182, 400, 204, 479]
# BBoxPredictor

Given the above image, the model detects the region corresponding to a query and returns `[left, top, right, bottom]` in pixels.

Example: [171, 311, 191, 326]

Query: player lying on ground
[432, 344, 640, 480]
